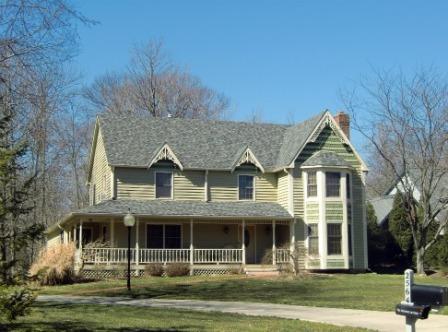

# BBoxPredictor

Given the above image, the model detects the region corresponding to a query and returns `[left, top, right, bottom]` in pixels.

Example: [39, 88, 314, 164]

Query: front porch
[67, 218, 292, 269]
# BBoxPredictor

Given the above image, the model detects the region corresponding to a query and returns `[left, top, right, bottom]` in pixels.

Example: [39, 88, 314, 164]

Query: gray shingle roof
[301, 150, 352, 168]
[98, 112, 325, 171]
[70, 199, 292, 219]
[369, 196, 395, 226]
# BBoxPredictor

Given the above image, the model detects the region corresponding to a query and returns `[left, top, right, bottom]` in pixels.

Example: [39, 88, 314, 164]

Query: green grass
[1, 303, 371, 331]
[39, 273, 448, 313]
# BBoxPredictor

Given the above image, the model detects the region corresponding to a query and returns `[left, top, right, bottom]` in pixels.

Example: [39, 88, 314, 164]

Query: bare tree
[343, 68, 448, 274]
[84, 40, 229, 119]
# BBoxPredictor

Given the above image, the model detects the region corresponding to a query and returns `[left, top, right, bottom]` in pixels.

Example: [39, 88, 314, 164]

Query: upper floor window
[307, 172, 317, 197]
[238, 175, 254, 200]
[155, 172, 172, 198]
[326, 172, 340, 197]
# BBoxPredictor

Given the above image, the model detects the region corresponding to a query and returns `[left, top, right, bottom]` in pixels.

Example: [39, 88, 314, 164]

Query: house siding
[174, 170, 205, 200]
[116, 168, 155, 200]
[296, 125, 365, 269]
[255, 173, 277, 202]
[90, 129, 112, 204]
[277, 172, 289, 209]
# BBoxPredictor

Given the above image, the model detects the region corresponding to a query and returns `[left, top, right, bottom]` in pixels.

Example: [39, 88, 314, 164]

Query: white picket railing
[194, 249, 243, 264]
[139, 249, 190, 263]
[82, 248, 243, 264]
[275, 249, 290, 263]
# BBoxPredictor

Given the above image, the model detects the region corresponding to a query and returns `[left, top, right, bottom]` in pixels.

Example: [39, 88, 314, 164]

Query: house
[370, 171, 447, 229]
[46, 111, 369, 276]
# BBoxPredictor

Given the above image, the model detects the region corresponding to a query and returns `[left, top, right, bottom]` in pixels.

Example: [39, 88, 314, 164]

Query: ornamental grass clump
[145, 263, 164, 277]
[165, 263, 190, 277]
[29, 242, 76, 285]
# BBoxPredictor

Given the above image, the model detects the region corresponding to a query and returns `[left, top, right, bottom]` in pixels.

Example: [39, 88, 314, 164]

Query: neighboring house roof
[48, 200, 293, 233]
[92, 111, 366, 176]
[301, 150, 352, 168]
[369, 195, 395, 226]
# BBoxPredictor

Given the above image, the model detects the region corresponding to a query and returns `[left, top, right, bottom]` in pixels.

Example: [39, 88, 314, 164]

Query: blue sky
[73, 0, 448, 150]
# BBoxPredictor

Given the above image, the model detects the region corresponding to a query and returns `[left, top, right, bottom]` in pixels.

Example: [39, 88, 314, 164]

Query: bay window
[326, 172, 340, 197]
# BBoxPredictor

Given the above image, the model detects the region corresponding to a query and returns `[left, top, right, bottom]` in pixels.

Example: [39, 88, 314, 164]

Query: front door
[245, 225, 256, 264]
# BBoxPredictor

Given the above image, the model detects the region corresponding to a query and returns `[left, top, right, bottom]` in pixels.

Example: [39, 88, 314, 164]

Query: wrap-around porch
[66, 218, 292, 267]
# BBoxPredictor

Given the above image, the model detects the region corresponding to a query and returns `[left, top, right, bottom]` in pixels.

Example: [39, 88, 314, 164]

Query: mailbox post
[395, 269, 448, 331]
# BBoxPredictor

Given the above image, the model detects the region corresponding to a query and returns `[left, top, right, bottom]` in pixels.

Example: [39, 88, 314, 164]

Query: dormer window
[326, 172, 340, 197]
[238, 175, 254, 200]
[155, 172, 173, 198]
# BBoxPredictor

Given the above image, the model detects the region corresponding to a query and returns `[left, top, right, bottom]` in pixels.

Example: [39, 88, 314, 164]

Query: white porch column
[110, 218, 115, 247]
[78, 220, 83, 250]
[135, 218, 140, 265]
[190, 220, 194, 264]
[73, 225, 77, 246]
[242, 220, 246, 265]
[290, 219, 296, 266]
[272, 220, 277, 266]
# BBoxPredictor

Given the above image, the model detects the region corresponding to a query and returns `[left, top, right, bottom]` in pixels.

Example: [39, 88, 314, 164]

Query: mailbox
[411, 284, 448, 307]
[395, 303, 431, 320]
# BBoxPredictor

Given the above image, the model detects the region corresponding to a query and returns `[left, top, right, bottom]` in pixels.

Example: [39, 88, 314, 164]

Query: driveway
[37, 295, 448, 332]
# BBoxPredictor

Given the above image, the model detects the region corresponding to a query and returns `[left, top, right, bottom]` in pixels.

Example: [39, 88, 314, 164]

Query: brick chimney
[333, 112, 350, 139]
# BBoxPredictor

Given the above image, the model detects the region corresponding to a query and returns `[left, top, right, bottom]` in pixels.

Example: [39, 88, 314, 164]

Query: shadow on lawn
[0, 303, 207, 332]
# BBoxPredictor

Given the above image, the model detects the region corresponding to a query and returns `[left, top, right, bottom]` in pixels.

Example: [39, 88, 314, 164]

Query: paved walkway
[37, 295, 448, 332]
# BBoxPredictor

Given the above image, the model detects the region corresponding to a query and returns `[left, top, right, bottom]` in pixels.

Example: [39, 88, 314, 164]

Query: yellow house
[47, 111, 368, 276]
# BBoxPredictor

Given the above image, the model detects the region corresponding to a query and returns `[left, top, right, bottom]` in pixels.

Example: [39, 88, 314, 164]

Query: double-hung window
[155, 172, 172, 198]
[238, 175, 254, 200]
[147, 224, 181, 249]
[326, 172, 340, 197]
[307, 224, 319, 255]
[307, 172, 317, 197]
[327, 224, 342, 255]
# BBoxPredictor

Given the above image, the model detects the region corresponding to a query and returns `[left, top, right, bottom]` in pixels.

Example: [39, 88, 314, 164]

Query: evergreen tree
[388, 193, 414, 267]
[0, 101, 42, 284]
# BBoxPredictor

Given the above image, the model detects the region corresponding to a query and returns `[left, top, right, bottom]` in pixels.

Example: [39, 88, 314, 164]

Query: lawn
[2, 303, 371, 331]
[39, 273, 448, 312]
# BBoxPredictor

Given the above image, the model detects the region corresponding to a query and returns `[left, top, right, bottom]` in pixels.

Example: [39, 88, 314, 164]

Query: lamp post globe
[123, 209, 135, 291]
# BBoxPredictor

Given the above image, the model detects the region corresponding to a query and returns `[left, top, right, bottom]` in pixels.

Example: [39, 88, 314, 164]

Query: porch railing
[275, 249, 290, 263]
[193, 249, 242, 264]
[82, 248, 243, 265]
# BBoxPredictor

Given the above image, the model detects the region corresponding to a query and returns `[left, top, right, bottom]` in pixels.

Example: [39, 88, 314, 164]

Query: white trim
[231, 147, 265, 173]
[237, 174, 256, 201]
[341, 172, 349, 268]
[318, 170, 327, 269]
[288, 112, 368, 172]
[144, 222, 183, 249]
[301, 165, 352, 170]
[287, 169, 294, 215]
[204, 170, 209, 201]
[148, 143, 184, 170]
[110, 166, 116, 199]
[154, 171, 174, 200]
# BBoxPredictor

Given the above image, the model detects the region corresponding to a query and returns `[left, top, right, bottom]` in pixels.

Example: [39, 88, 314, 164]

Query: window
[238, 175, 254, 200]
[307, 172, 317, 197]
[147, 224, 181, 249]
[307, 224, 319, 255]
[346, 174, 351, 199]
[326, 172, 341, 197]
[155, 172, 172, 198]
[327, 224, 342, 255]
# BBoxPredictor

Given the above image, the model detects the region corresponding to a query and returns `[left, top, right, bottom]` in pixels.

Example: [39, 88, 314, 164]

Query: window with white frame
[238, 175, 254, 200]
[307, 224, 319, 255]
[327, 223, 342, 255]
[146, 224, 181, 249]
[155, 172, 172, 198]
[307, 171, 317, 197]
[326, 172, 341, 197]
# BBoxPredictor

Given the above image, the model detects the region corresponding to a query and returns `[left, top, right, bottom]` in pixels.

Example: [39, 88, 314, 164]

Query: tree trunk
[415, 247, 425, 275]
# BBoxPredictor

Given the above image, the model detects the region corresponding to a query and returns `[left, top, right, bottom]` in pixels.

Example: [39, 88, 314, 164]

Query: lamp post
[123, 209, 135, 291]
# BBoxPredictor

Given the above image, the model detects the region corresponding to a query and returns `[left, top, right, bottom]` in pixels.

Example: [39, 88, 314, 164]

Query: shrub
[145, 263, 164, 277]
[165, 263, 190, 277]
[261, 249, 273, 265]
[0, 287, 35, 321]
[29, 242, 76, 286]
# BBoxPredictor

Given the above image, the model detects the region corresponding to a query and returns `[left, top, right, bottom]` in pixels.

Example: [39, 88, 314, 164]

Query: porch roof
[52, 199, 292, 232]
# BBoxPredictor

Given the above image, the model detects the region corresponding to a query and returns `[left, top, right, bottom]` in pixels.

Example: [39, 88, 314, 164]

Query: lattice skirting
[81, 268, 144, 279]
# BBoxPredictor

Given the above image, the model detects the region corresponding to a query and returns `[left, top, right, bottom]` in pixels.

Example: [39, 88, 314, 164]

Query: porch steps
[244, 265, 280, 277]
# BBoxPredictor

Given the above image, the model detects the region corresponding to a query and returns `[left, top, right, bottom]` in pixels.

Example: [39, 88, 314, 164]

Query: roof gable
[231, 146, 265, 173]
[148, 143, 184, 170]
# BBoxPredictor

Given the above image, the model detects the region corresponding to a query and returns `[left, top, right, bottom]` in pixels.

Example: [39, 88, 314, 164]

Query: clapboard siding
[90, 129, 112, 204]
[277, 172, 289, 209]
[208, 171, 237, 201]
[174, 171, 205, 200]
[255, 173, 277, 202]
[116, 168, 155, 200]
